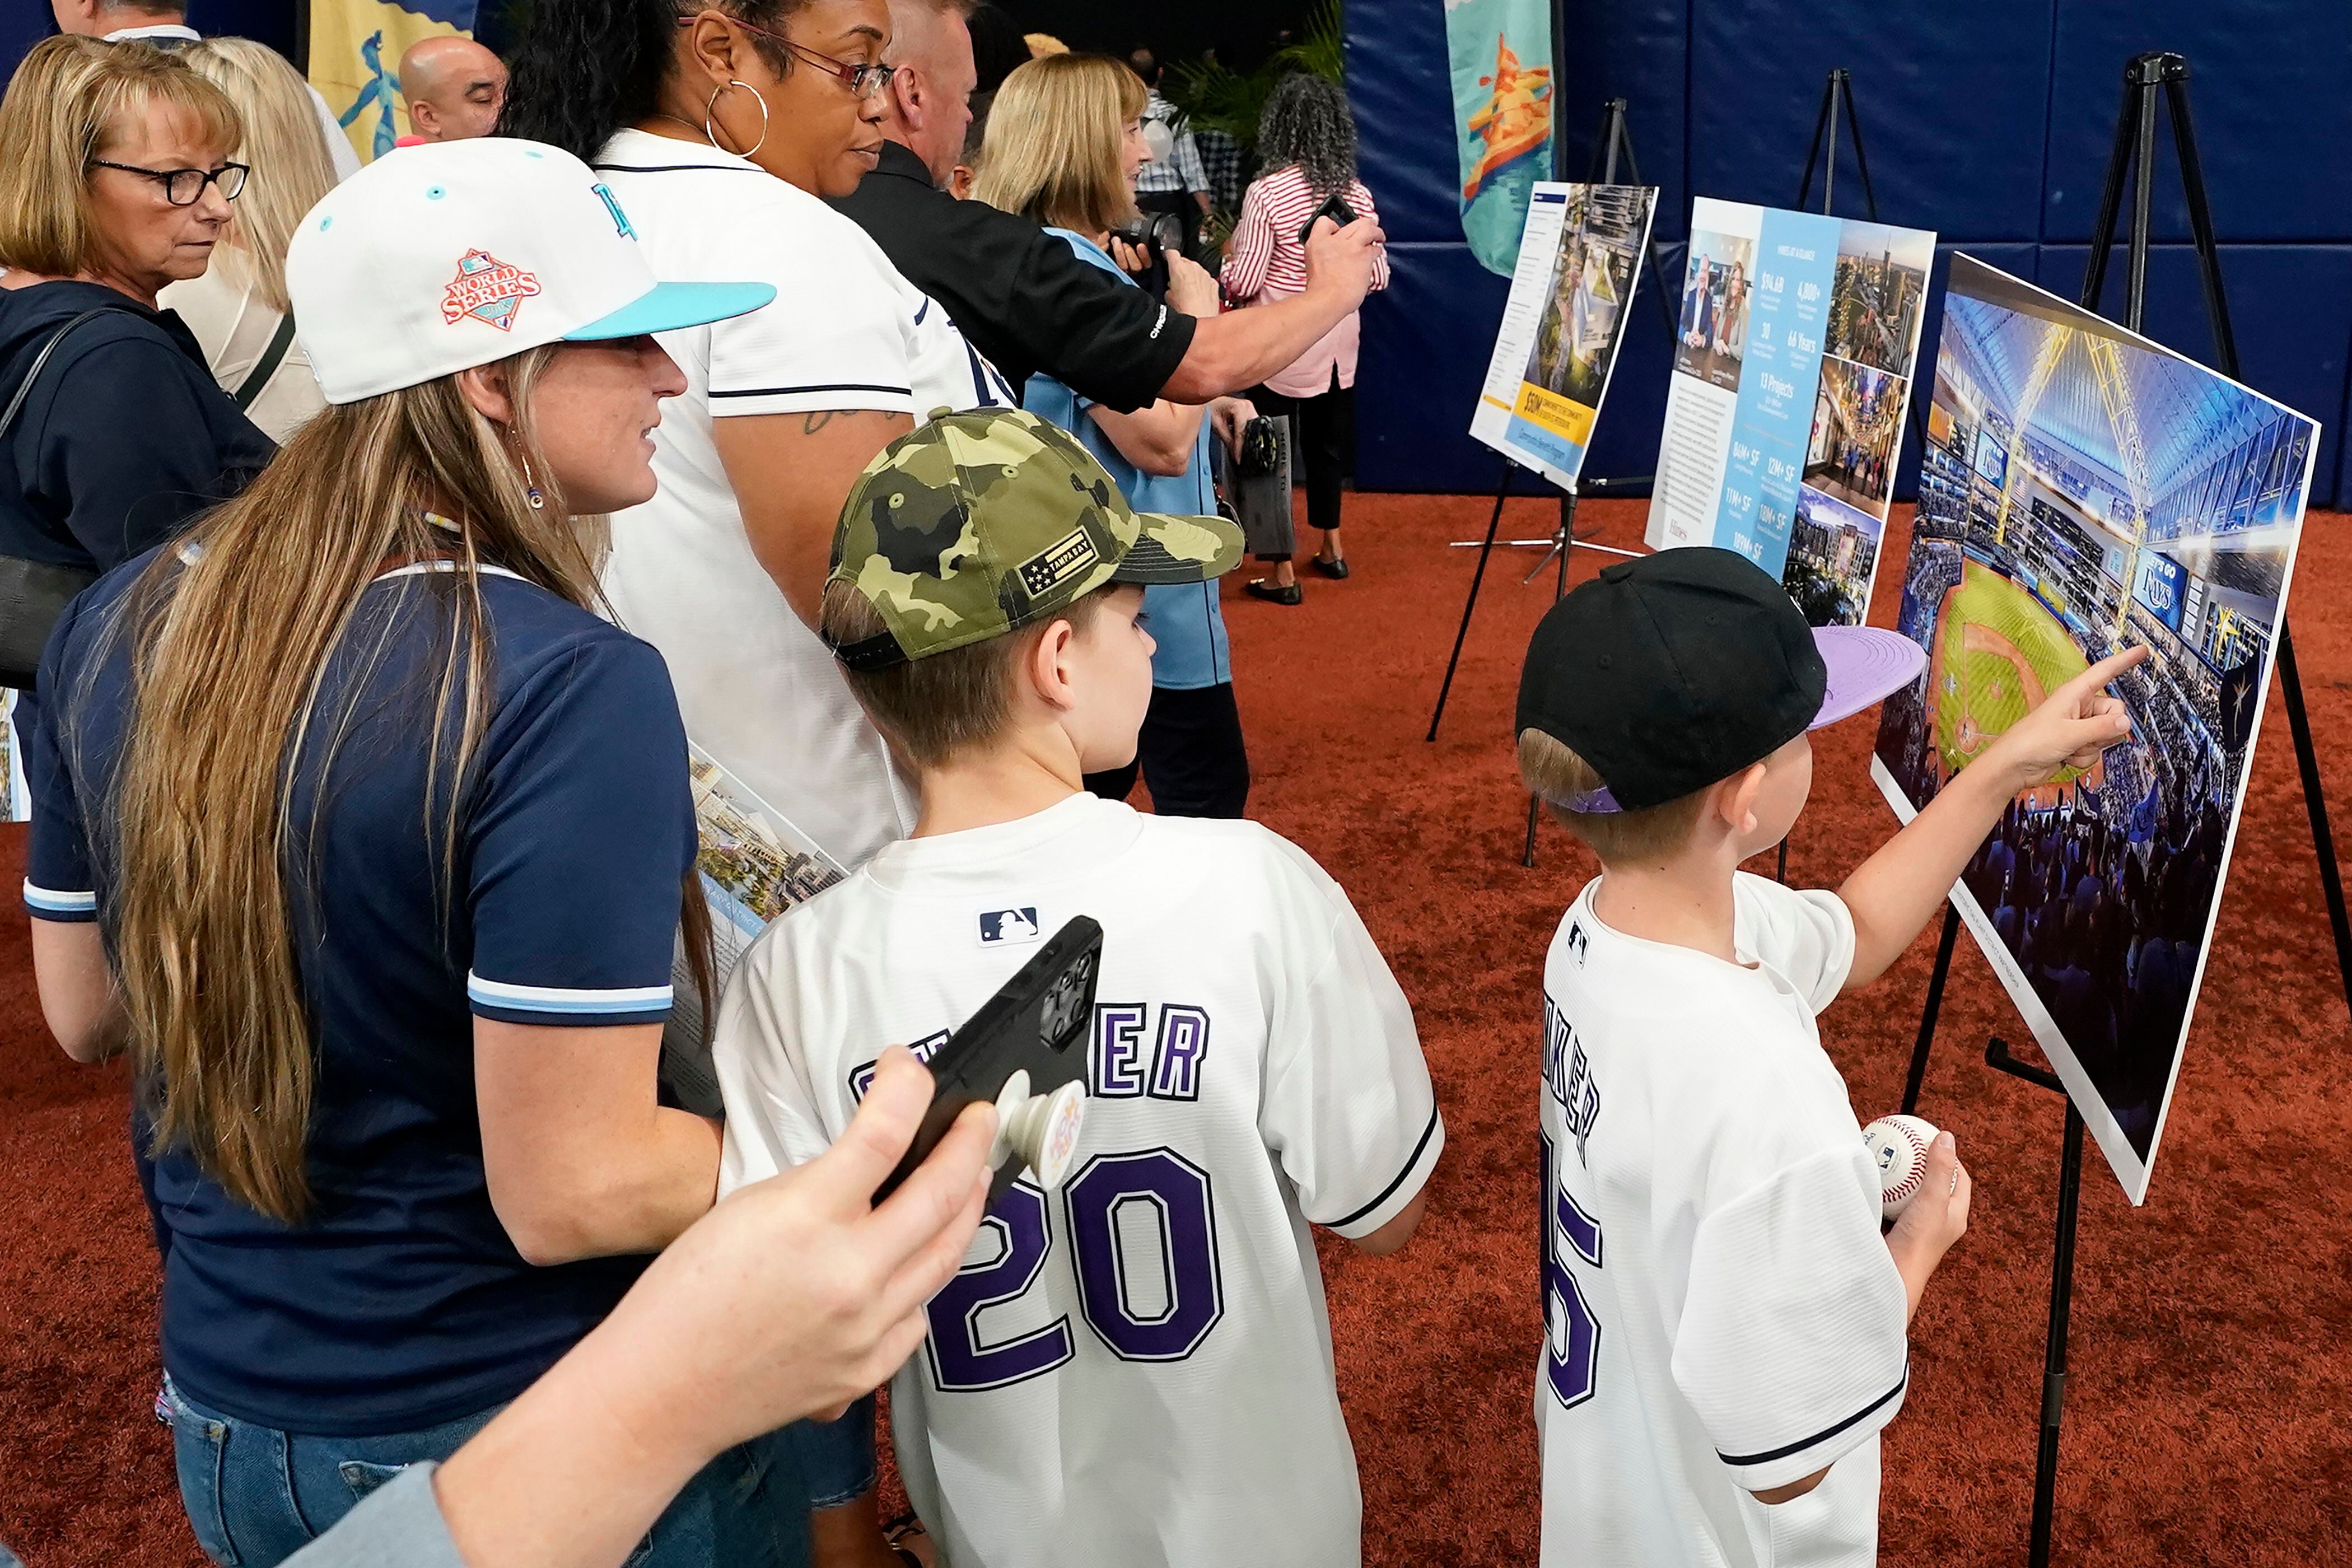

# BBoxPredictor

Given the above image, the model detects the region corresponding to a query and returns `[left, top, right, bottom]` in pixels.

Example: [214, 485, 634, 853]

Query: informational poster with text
[1469, 182, 1659, 492]
[1646, 198, 1936, 627]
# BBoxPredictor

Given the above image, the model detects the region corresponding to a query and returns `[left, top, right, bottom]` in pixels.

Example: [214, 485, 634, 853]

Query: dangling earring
[518, 449, 545, 511]
[704, 78, 771, 159]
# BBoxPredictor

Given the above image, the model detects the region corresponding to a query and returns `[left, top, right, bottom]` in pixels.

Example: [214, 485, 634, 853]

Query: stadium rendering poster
[1468, 182, 1659, 492]
[1872, 255, 2319, 1202]
[1644, 199, 1935, 626]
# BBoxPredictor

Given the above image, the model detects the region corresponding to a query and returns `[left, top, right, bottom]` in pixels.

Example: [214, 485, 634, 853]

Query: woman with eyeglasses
[0, 38, 274, 716]
[501, 2, 1015, 888]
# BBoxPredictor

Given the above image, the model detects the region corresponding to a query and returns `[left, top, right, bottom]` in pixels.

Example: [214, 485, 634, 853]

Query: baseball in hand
[1862, 1114, 1940, 1221]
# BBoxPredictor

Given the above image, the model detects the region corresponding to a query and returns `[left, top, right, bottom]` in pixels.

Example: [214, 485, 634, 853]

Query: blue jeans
[786, 1396, 876, 1510]
[164, 1377, 813, 1568]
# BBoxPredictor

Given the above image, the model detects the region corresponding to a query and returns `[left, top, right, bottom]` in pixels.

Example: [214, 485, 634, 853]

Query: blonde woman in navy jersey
[22, 140, 790, 1567]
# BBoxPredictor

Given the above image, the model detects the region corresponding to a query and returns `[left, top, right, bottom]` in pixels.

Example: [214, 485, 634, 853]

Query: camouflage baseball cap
[824, 407, 1245, 670]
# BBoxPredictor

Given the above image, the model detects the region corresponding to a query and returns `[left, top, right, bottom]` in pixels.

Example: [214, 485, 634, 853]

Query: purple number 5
[1539, 1129, 1604, 1409]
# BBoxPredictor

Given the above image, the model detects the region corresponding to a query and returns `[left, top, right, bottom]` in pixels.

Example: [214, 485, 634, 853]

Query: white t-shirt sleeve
[1735, 874, 1856, 1011]
[706, 208, 920, 419]
[1257, 842, 1443, 1239]
[712, 926, 839, 1196]
[1670, 1145, 1910, 1492]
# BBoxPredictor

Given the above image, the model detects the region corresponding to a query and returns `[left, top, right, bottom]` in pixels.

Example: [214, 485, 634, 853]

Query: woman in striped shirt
[1221, 73, 1389, 604]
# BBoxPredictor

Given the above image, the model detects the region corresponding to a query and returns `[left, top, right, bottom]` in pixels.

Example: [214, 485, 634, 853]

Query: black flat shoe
[1311, 556, 1350, 580]
[1246, 579, 1303, 605]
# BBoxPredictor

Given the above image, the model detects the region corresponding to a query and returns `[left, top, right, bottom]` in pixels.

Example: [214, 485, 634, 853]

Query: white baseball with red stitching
[1863, 1114, 1940, 1221]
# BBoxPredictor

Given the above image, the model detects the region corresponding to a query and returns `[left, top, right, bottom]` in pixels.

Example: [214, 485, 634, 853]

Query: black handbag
[0, 309, 110, 688]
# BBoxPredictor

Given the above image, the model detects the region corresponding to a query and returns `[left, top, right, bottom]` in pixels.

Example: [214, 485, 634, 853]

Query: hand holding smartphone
[871, 917, 1102, 1211]
[1296, 192, 1359, 246]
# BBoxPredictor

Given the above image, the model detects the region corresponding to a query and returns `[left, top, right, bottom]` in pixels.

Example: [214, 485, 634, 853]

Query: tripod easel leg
[1899, 906, 1961, 1117]
[2027, 1104, 2087, 1568]
[1523, 492, 1579, 867]
[1429, 460, 1515, 743]
[2276, 626, 2352, 1021]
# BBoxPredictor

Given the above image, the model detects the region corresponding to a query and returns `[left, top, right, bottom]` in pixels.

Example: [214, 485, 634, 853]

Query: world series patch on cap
[825, 408, 1245, 670]
[286, 138, 775, 404]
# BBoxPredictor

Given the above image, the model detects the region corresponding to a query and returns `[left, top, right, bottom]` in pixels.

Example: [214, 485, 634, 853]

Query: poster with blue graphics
[1645, 198, 1936, 627]
[310, 0, 480, 166]
[1444, 0, 1554, 277]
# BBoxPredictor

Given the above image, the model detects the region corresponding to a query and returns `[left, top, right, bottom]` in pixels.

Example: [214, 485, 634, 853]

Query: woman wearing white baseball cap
[21, 139, 803, 1567]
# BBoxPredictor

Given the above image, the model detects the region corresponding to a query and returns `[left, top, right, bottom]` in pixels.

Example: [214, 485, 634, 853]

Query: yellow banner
[1515, 382, 1597, 446]
[310, 1, 472, 166]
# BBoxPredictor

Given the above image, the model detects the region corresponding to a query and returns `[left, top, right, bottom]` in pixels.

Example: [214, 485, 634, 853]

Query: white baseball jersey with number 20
[714, 794, 1443, 1568]
[1537, 872, 1910, 1568]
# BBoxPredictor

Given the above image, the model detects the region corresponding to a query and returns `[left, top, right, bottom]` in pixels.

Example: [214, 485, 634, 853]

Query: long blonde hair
[0, 35, 240, 278]
[971, 54, 1144, 237]
[83, 353, 706, 1222]
[175, 38, 338, 314]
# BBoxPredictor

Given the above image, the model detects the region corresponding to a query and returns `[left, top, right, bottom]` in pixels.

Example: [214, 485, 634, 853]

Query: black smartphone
[871, 916, 1102, 1209]
[1295, 192, 1359, 246]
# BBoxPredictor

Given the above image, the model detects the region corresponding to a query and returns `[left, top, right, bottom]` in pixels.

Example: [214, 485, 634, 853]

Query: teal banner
[1444, 0, 1554, 276]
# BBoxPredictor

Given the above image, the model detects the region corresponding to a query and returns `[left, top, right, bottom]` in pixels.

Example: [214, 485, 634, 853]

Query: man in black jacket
[836, 0, 1384, 413]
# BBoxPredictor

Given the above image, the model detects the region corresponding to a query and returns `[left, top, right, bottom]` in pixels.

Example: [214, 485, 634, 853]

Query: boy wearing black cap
[1515, 548, 2141, 1566]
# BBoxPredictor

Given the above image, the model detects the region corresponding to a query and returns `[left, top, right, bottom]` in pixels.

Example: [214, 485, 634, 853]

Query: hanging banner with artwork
[310, 0, 480, 166]
[1444, 0, 1553, 276]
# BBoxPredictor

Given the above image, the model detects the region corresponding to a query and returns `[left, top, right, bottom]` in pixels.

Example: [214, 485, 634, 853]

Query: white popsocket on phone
[1862, 1114, 1939, 1221]
[990, 1071, 1088, 1189]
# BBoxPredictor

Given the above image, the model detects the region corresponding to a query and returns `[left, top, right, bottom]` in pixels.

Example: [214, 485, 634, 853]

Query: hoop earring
[704, 79, 770, 160]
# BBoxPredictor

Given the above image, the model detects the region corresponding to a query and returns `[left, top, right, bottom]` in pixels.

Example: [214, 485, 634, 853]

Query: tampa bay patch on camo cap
[825, 408, 1245, 670]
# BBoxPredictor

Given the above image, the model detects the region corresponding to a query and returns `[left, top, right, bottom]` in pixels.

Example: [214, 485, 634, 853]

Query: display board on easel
[1875, 254, 2318, 1205]
[1642, 198, 1936, 628]
[1467, 182, 1659, 493]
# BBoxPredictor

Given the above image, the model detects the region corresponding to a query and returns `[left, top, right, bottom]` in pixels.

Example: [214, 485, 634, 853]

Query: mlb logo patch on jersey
[978, 907, 1041, 946]
[1566, 922, 1589, 968]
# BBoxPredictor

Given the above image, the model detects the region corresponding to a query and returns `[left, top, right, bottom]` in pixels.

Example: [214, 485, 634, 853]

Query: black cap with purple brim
[1515, 547, 1927, 814]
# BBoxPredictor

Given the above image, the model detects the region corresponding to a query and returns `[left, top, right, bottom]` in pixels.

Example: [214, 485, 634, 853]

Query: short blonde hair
[970, 54, 1146, 238]
[177, 38, 337, 314]
[0, 36, 242, 279]
[1518, 729, 1711, 865]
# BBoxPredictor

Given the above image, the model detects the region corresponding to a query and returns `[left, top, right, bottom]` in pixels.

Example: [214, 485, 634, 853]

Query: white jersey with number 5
[714, 793, 1443, 1568]
[1537, 873, 1909, 1568]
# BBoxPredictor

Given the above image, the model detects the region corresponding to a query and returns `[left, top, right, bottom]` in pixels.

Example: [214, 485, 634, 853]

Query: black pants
[1083, 682, 1250, 819]
[1252, 369, 1353, 549]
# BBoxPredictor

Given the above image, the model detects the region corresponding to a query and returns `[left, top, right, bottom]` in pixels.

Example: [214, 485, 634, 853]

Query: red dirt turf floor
[3, 496, 2349, 1566]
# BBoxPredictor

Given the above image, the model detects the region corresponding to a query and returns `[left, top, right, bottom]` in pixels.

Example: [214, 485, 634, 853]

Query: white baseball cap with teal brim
[286, 138, 776, 404]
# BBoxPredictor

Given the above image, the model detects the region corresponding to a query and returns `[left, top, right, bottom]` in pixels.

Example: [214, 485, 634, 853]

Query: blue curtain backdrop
[1349, 0, 2352, 507]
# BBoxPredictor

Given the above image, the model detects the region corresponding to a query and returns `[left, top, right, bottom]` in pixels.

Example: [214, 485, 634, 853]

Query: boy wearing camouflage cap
[710, 409, 1443, 1568]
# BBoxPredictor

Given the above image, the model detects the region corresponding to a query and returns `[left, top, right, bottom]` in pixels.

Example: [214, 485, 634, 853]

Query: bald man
[399, 36, 507, 143]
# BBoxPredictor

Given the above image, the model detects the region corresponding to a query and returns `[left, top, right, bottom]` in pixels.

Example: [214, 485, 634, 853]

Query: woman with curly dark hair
[1221, 72, 1387, 603]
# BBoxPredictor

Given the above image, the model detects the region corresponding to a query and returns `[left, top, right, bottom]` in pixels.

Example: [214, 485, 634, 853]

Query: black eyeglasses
[678, 16, 892, 97]
[88, 160, 249, 206]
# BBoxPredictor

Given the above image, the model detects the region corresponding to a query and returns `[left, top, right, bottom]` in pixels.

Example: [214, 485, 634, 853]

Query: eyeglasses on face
[675, 15, 893, 98]
[88, 160, 250, 206]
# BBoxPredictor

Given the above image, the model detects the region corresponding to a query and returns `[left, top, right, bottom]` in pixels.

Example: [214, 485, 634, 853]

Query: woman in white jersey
[500, 0, 1013, 875]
